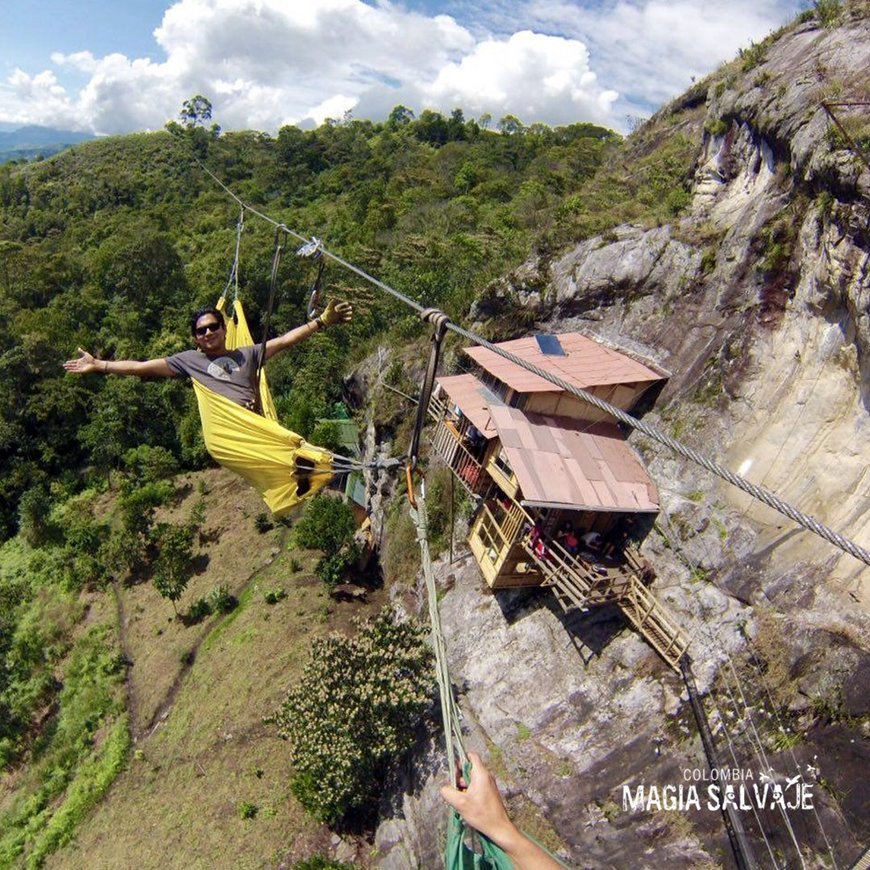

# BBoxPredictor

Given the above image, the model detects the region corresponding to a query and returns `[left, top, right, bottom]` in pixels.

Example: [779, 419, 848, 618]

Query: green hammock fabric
[446, 809, 513, 869]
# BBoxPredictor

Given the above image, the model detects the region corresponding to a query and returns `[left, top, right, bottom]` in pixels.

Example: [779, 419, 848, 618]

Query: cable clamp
[420, 307, 450, 331]
[297, 236, 323, 259]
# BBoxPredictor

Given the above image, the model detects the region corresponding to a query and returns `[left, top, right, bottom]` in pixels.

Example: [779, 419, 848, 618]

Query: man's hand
[319, 300, 353, 328]
[440, 753, 517, 850]
[63, 347, 102, 375]
[441, 752, 565, 870]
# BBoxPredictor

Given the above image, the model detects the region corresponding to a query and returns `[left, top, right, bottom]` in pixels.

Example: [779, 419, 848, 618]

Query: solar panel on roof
[535, 334, 566, 356]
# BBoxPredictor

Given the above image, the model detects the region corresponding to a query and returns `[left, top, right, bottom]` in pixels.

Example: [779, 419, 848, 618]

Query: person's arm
[63, 347, 174, 378]
[440, 752, 564, 870]
[264, 300, 352, 361]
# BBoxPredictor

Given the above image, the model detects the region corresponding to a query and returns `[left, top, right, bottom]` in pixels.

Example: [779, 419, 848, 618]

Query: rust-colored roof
[435, 374, 498, 437]
[464, 333, 665, 394]
[488, 405, 659, 512]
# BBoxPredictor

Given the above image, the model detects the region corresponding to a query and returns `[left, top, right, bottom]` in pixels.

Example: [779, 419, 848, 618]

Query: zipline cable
[739, 624, 839, 869]
[713, 685, 782, 869]
[195, 164, 870, 569]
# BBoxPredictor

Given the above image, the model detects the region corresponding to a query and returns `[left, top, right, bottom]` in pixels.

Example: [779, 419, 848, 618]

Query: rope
[719, 652, 808, 870]
[246, 224, 288, 418]
[446, 324, 870, 567]
[654, 511, 819, 868]
[410, 477, 467, 786]
[738, 624, 839, 869]
[821, 102, 870, 177]
[714, 687, 782, 869]
[220, 206, 245, 309]
[195, 166, 870, 568]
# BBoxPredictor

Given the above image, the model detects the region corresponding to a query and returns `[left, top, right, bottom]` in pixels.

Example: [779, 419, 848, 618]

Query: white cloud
[4, 68, 76, 127]
[0, 0, 804, 134]
[523, 0, 804, 116]
[422, 30, 618, 125]
[51, 51, 100, 74]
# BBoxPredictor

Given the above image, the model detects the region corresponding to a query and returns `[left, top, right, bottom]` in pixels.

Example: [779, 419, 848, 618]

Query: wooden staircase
[521, 538, 688, 671]
[617, 575, 689, 670]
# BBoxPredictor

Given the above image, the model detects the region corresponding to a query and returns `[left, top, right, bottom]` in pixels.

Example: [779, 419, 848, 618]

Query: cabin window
[493, 448, 513, 479]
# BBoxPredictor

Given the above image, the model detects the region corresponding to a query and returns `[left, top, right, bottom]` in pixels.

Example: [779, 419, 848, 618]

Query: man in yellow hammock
[64, 300, 353, 515]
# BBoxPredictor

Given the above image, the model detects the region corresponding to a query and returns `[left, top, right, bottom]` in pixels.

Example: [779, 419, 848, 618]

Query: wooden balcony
[428, 416, 490, 498]
[469, 499, 539, 587]
[466, 493, 687, 671]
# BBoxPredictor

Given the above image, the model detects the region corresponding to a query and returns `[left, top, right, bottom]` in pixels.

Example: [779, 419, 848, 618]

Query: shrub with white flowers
[274, 608, 434, 825]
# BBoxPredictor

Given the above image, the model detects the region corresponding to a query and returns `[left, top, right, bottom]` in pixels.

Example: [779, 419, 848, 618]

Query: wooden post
[680, 655, 758, 870]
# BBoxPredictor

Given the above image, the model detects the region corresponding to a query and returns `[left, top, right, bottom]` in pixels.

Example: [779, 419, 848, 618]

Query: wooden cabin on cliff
[428, 332, 688, 669]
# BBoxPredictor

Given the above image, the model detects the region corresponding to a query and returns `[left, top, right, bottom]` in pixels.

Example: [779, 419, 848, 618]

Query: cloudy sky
[0, 0, 807, 135]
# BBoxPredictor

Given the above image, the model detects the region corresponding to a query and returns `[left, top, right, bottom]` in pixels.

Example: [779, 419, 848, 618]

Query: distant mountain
[0, 125, 95, 163]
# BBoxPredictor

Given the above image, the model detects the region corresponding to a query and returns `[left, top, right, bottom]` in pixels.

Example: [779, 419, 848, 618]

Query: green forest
[0, 97, 703, 866]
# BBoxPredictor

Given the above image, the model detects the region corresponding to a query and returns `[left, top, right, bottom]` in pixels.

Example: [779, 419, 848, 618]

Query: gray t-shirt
[165, 345, 263, 409]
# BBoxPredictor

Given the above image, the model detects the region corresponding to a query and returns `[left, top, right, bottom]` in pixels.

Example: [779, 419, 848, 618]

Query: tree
[387, 105, 415, 128]
[446, 108, 467, 142]
[414, 109, 449, 146]
[151, 522, 195, 613]
[498, 114, 525, 136]
[292, 495, 359, 587]
[179, 95, 214, 129]
[274, 610, 433, 824]
[17, 485, 52, 548]
[170, 95, 221, 153]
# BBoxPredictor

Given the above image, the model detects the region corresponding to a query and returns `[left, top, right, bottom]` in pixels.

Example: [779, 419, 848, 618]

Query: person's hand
[63, 347, 102, 375]
[441, 752, 566, 869]
[319, 300, 353, 327]
[440, 752, 517, 850]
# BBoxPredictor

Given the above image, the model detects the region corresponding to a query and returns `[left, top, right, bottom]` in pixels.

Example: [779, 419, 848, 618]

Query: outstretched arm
[441, 752, 564, 870]
[264, 300, 352, 361]
[64, 347, 174, 378]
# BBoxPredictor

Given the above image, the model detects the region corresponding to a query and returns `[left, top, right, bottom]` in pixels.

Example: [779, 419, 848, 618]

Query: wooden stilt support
[681, 656, 758, 870]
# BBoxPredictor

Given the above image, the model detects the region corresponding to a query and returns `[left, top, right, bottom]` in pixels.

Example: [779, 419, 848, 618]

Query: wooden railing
[428, 417, 489, 497]
[428, 393, 448, 422]
[519, 531, 688, 672]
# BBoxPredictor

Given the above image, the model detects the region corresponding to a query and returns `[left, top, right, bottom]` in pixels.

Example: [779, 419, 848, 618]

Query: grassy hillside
[2, 466, 396, 869]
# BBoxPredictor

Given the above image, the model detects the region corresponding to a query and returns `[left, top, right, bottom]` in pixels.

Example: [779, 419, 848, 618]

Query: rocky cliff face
[371, 11, 870, 869]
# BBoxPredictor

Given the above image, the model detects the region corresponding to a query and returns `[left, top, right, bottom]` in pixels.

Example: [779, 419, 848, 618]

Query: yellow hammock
[190, 298, 334, 517]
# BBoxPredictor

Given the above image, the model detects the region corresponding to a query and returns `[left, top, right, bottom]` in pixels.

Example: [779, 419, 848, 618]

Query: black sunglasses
[195, 321, 223, 337]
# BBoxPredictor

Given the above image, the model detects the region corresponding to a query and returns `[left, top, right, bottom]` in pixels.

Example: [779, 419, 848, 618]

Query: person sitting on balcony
[601, 515, 643, 560]
[463, 424, 485, 457]
[556, 523, 579, 556]
[579, 530, 603, 553]
[528, 519, 549, 559]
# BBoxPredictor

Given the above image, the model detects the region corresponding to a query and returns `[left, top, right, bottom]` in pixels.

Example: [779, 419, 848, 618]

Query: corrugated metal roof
[488, 405, 659, 512]
[435, 374, 498, 437]
[464, 332, 665, 394]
